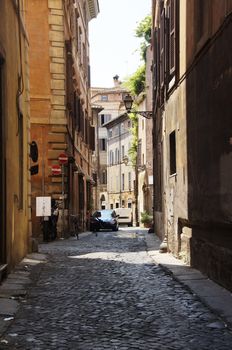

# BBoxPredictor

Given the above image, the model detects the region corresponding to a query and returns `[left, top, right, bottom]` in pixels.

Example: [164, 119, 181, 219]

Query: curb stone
[144, 231, 232, 330]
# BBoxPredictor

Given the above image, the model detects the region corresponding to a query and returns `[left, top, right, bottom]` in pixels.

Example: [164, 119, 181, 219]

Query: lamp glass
[123, 94, 133, 111]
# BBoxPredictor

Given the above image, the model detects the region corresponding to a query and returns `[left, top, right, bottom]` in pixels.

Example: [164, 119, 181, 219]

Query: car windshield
[99, 210, 114, 219]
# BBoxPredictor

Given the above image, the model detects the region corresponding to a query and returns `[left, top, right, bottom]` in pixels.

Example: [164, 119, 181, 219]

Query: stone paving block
[0, 286, 27, 297]
[0, 298, 19, 316]
[0, 282, 26, 290]
[1, 228, 232, 349]
[7, 274, 31, 284]
[0, 318, 8, 334]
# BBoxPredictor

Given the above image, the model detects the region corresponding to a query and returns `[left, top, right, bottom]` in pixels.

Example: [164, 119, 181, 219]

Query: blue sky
[89, 0, 151, 88]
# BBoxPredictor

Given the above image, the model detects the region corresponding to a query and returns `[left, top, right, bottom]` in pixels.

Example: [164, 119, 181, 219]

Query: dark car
[90, 209, 119, 232]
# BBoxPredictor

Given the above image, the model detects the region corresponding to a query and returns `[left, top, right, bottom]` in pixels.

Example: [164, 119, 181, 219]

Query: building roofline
[103, 113, 128, 129]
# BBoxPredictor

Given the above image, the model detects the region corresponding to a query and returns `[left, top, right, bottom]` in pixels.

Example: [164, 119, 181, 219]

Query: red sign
[58, 153, 68, 164]
[51, 164, 61, 175]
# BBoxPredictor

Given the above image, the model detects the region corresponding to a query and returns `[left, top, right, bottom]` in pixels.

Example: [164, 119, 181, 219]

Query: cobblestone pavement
[1, 229, 232, 349]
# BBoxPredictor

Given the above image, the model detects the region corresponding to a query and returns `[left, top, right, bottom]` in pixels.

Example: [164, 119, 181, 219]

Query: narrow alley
[0, 229, 232, 350]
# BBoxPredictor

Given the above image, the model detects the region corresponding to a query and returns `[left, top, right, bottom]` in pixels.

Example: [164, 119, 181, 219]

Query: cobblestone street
[1, 229, 232, 349]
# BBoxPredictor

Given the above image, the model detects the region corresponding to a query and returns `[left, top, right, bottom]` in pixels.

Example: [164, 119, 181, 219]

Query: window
[115, 126, 119, 135]
[116, 202, 119, 208]
[109, 150, 113, 165]
[122, 173, 125, 191]
[100, 114, 111, 125]
[122, 200, 125, 207]
[110, 203, 113, 209]
[122, 145, 125, 160]
[108, 129, 112, 138]
[153, 28, 159, 97]
[105, 114, 111, 122]
[128, 202, 132, 208]
[102, 170, 107, 184]
[128, 172, 131, 191]
[168, 0, 178, 79]
[101, 95, 108, 101]
[169, 131, 176, 175]
[115, 148, 118, 163]
[100, 114, 105, 126]
[160, 6, 165, 89]
[99, 138, 106, 151]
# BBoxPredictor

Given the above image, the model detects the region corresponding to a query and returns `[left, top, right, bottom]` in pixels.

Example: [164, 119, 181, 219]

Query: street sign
[58, 153, 68, 164]
[51, 164, 61, 175]
[36, 196, 51, 217]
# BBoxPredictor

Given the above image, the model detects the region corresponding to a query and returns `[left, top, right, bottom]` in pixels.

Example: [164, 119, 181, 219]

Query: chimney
[113, 75, 120, 87]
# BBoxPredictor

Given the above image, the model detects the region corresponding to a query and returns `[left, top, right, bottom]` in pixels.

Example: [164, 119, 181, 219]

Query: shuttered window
[65, 41, 74, 113]
[160, 8, 165, 88]
[89, 126, 95, 151]
[153, 29, 159, 104]
[169, 0, 176, 76]
[75, 95, 81, 132]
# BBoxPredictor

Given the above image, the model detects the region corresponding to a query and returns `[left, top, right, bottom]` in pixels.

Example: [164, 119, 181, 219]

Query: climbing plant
[135, 14, 152, 62]
[128, 112, 138, 167]
[123, 14, 152, 165]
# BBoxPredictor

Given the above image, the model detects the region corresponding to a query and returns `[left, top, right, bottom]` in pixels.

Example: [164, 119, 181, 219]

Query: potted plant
[140, 211, 153, 228]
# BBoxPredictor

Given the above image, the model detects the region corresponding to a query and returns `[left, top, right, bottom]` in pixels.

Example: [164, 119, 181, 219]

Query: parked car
[90, 209, 119, 232]
[115, 208, 133, 226]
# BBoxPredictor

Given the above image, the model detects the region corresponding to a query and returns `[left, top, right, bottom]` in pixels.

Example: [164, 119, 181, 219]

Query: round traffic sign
[58, 153, 68, 164]
[51, 164, 61, 175]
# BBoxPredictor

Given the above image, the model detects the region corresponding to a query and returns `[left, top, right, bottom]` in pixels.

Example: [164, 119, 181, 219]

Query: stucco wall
[0, 0, 31, 268]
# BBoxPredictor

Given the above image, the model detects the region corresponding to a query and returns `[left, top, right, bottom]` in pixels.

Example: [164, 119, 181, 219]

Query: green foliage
[122, 15, 152, 165]
[135, 15, 152, 42]
[123, 65, 145, 96]
[128, 112, 138, 166]
[135, 15, 152, 62]
[140, 211, 153, 224]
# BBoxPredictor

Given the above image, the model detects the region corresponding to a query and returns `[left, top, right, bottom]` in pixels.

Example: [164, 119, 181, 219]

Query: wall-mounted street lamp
[123, 94, 153, 119]
[123, 93, 153, 228]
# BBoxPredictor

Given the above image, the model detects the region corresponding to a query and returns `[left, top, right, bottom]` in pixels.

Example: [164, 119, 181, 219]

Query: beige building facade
[25, 0, 99, 238]
[0, 0, 31, 276]
[152, 0, 232, 291]
[105, 114, 136, 218]
[91, 76, 127, 210]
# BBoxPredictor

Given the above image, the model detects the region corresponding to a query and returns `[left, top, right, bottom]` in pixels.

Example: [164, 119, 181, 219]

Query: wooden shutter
[169, 0, 176, 75]
[89, 126, 95, 151]
[153, 29, 158, 94]
[75, 95, 81, 132]
[84, 114, 88, 144]
[65, 41, 74, 112]
[160, 8, 165, 88]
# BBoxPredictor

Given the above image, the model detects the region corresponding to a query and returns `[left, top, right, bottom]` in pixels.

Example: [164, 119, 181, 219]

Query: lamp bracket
[127, 110, 153, 119]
